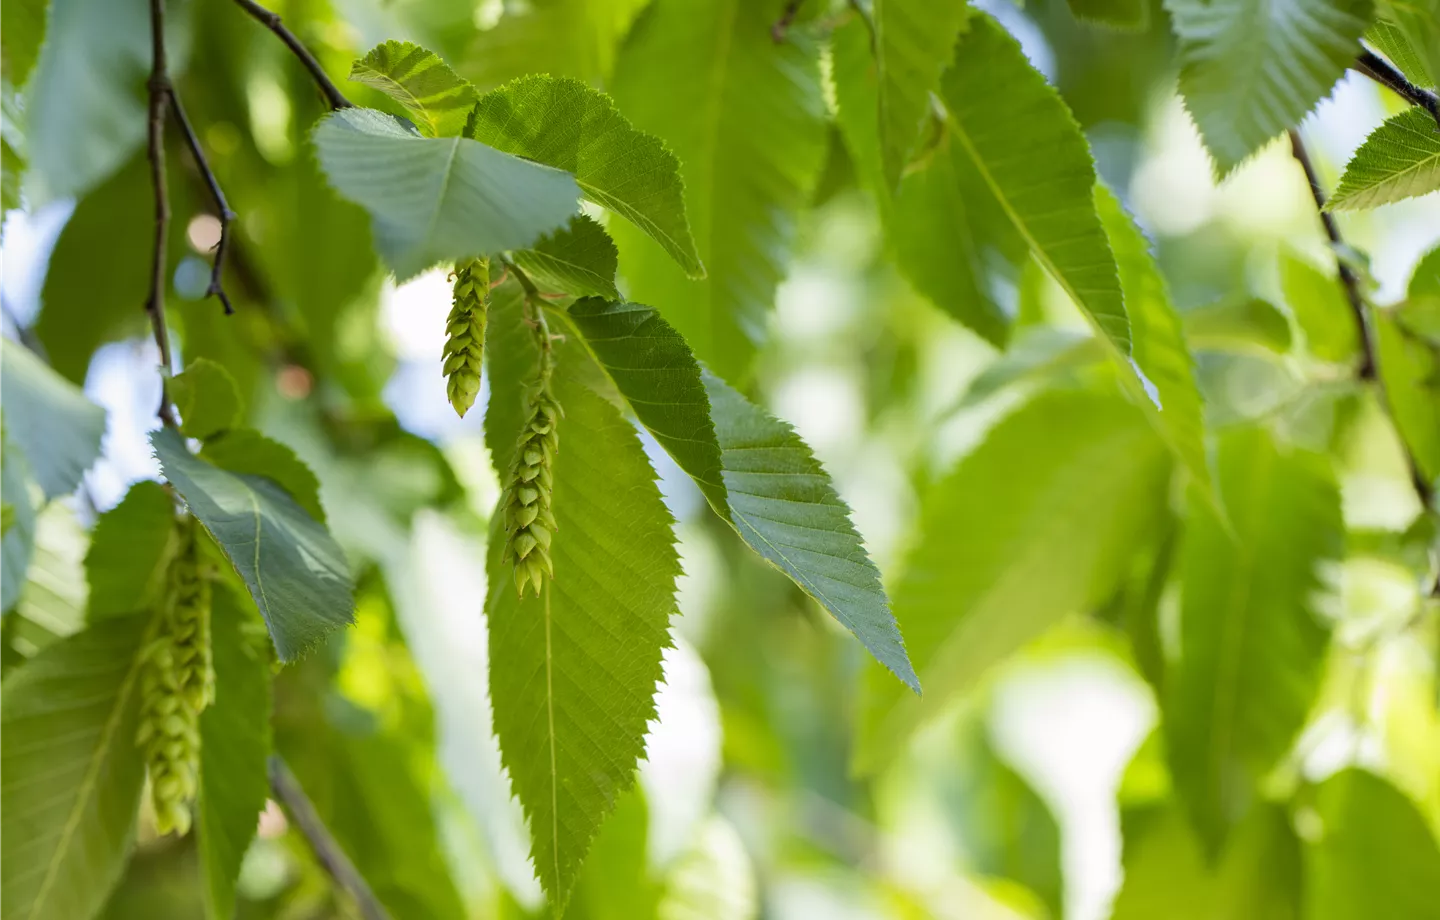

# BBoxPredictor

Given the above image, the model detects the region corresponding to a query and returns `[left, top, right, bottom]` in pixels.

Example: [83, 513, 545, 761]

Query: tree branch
[268, 756, 390, 920]
[1352, 48, 1440, 130]
[145, 0, 178, 427]
[230, 0, 352, 111]
[168, 90, 236, 315]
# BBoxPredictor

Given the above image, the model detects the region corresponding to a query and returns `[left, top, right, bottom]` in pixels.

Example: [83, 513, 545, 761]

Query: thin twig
[145, 0, 178, 427]
[268, 756, 390, 920]
[1352, 48, 1440, 130]
[168, 91, 236, 315]
[1287, 129, 1376, 380]
[772, 0, 806, 42]
[230, 0, 352, 111]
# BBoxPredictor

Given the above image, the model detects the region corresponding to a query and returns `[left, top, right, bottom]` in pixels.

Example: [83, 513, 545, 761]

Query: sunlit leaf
[873, 0, 971, 189]
[1329, 107, 1440, 211]
[350, 40, 477, 138]
[1373, 309, 1440, 483]
[168, 358, 243, 442]
[511, 216, 621, 301]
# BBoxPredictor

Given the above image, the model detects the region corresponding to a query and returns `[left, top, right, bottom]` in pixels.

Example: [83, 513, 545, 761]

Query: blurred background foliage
[3, 0, 1439, 917]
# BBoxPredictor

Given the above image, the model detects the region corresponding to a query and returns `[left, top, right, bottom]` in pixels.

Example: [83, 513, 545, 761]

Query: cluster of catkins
[443, 257, 489, 417]
[136, 515, 214, 836]
[501, 378, 561, 597]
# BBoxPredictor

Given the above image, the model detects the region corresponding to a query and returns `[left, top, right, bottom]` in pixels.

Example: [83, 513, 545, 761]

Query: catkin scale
[502, 381, 561, 597]
[444, 257, 490, 418]
[137, 515, 214, 837]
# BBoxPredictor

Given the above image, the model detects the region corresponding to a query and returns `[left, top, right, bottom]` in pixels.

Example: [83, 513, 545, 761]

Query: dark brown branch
[1352, 48, 1440, 130]
[268, 756, 390, 920]
[168, 90, 236, 315]
[1286, 129, 1376, 380]
[772, 0, 806, 42]
[230, 0, 352, 111]
[145, 0, 178, 427]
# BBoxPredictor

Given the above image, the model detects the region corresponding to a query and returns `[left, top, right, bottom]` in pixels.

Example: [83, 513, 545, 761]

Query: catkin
[502, 378, 561, 597]
[443, 257, 490, 418]
[137, 515, 214, 837]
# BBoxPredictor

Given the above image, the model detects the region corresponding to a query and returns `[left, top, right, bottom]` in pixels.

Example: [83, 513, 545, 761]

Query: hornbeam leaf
[312, 107, 579, 280]
[152, 427, 354, 661]
[1, 614, 151, 920]
[0, 338, 105, 500]
[1367, 18, 1434, 87]
[610, 0, 828, 379]
[1374, 0, 1440, 90]
[168, 357, 243, 442]
[468, 74, 702, 278]
[511, 216, 621, 301]
[350, 40, 478, 138]
[1373, 310, 1440, 483]
[874, 0, 972, 189]
[1328, 107, 1440, 211]
[1165, 0, 1374, 175]
[1165, 426, 1342, 854]
[941, 14, 1132, 354]
[1066, 0, 1150, 30]
[856, 389, 1169, 772]
[200, 428, 327, 524]
[84, 480, 175, 622]
[483, 291, 680, 911]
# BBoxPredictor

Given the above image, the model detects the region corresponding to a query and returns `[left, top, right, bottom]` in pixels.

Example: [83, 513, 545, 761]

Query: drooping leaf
[1328, 107, 1440, 211]
[610, 0, 828, 379]
[197, 590, 272, 920]
[1183, 298, 1295, 354]
[168, 358, 243, 442]
[1, 431, 36, 612]
[152, 427, 354, 661]
[1165, 426, 1342, 854]
[1067, 0, 1150, 30]
[941, 14, 1131, 354]
[84, 481, 175, 622]
[349, 40, 478, 138]
[0, 338, 106, 500]
[857, 389, 1170, 772]
[484, 292, 680, 910]
[1374, 309, 1440, 483]
[468, 74, 702, 278]
[199, 428, 327, 524]
[873, 0, 972, 189]
[312, 107, 580, 280]
[511, 215, 621, 300]
[1307, 769, 1440, 920]
[1, 614, 151, 920]
[1165, 0, 1374, 175]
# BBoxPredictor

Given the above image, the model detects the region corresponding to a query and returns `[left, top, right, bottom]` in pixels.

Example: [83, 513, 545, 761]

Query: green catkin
[137, 515, 214, 836]
[443, 257, 490, 418]
[502, 371, 561, 597]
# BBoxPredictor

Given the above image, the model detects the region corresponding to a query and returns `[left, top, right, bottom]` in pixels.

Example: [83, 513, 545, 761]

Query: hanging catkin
[443, 257, 489, 418]
[136, 515, 214, 836]
[501, 363, 561, 597]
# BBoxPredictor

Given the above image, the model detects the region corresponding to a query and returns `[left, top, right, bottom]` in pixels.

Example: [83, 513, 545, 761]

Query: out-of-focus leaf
[512, 216, 621, 300]
[610, 0, 827, 379]
[1283, 252, 1359, 362]
[857, 389, 1170, 772]
[1, 430, 36, 612]
[152, 428, 353, 661]
[657, 817, 756, 920]
[168, 358, 242, 442]
[1067, 0, 1150, 30]
[1183, 298, 1294, 353]
[0, 339, 105, 499]
[85, 481, 175, 622]
[873, 0, 971, 189]
[199, 428, 327, 524]
[958, 328, 1103, 407]
[1329, 107, 1440, 211]
[13, 504, 88, 648]
[350, 40, 478, 138]
[1, 0, 47, 88]
[1374, 310, 1440, 483]
[484, 292, 679, 911]
[941, 14, 1131, 354]
[1367, 18, 1434, 87]
[1165, 0, 1373, 175]
[567, 791, 661, 920]
[1165, 426, 1341, 854]
[463, 0, 650, 91]
[312, 107, 580, 279]
[196, 590, 271, 920]
[1307, 769, 1440, 920]
[0, 614, 150, 920]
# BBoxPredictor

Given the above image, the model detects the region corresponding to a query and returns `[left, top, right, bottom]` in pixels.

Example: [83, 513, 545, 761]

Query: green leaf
[1374, 0, 1440, 89]
[462, 0, 650, 92]
[856, 389, 1170, 772]
[1, 431, 36, 612]
[1183, 298, 1295, 354]
[151, 427, 354, 661]
[1367, 18, 1435, 87]
[197, 590, 272, 920]
[312, 107, 580, 280]
[1098, 185, 1211, 493]
[1, 0, 47, 89]
[349, 41, 478, 138]
[657, 817, 755, 920]
[1067, 0, 1150, 30]
[957, 328, 1103, 407]
[84, 481, 175, 622]
[1164, 426, 1342, 854]
[941, 14, 1131, 354]
[1165, 0, 1374, 175]
[1307, 769, 1440, 920]
[1374, 309, 1440, 483]
[199, 428, 327, 524]
[468, 74, 702, 278]
[1, 614, 150, 920]
[1282, 252, 1359, 363]
[0, 338, 105, 500]
[873, 0, 972, 189]
[169, 358, 243, 442]
[1328, 107, 1440, 211]
[704, 371, 919, 691]
[483, 293, 680, 910]
[610, 0, 828, 379]
[511, 216, 621, 301]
